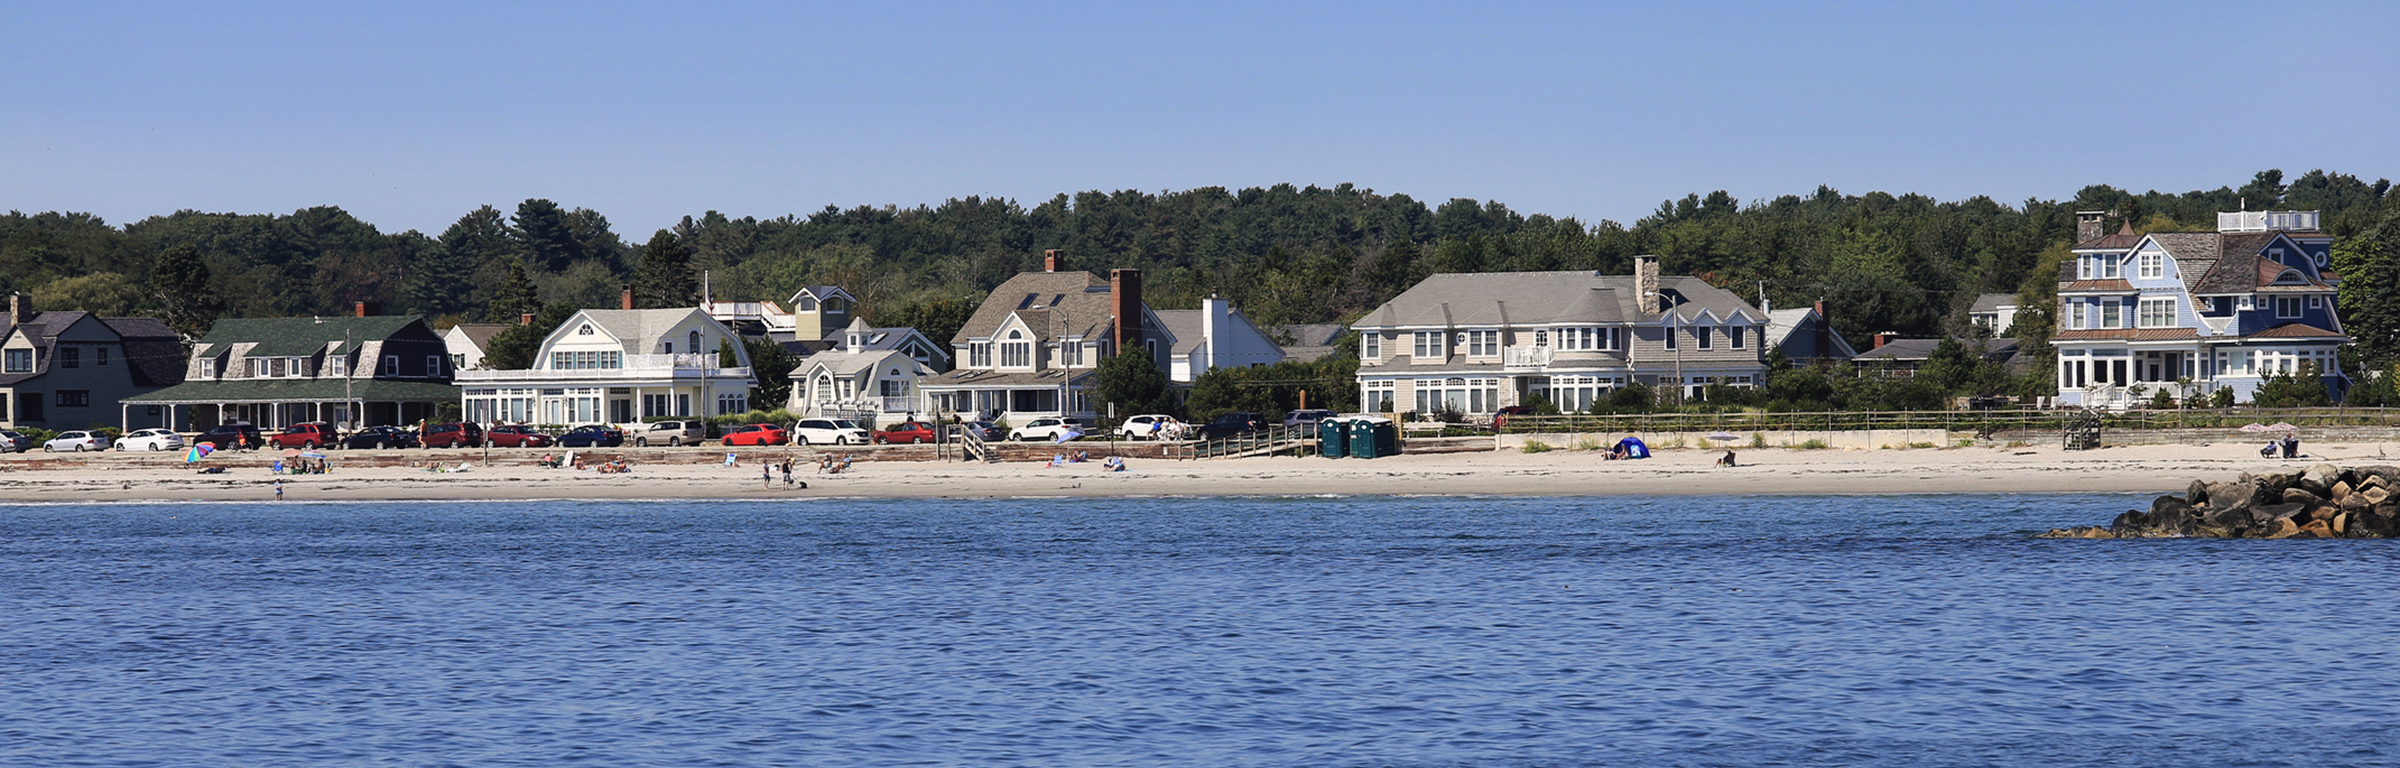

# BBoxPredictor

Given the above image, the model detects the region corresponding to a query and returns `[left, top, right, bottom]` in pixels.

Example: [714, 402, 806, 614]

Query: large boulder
[2261, 517, 2301, 539]
[2281, 487, 2324, 507]
[2356, 465, 2400, 486]
[2253, 470, 2303, 494]
[2186, 479, 2211, 506]
[2207, 480, 2268, 515]
[2298, 464, 2343, 496]
[2249, 502, 2309, 527]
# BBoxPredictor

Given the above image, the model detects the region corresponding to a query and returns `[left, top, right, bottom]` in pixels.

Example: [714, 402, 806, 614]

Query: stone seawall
[2044, 463, 2400, 539]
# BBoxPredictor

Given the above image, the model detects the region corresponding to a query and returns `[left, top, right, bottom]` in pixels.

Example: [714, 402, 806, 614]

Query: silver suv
[633, 419, 708, 447]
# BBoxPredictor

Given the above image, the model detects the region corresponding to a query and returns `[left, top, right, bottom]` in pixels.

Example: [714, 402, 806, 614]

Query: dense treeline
[3, 171, 2391, 382]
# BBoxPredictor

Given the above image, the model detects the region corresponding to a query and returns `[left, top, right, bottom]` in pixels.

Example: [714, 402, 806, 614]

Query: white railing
[458, 363, 752, 383]
[2219, 210, 2319, 233]
[1504, 347, 1555, 367]
[803, 396, 921, 416]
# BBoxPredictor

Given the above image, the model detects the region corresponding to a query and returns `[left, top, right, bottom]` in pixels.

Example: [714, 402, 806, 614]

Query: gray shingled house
[0, 294, 186, 432]
[1349, 256, 1769, 415]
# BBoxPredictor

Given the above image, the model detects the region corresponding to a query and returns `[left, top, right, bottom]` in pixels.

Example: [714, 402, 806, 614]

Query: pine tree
[631, 230, 697, 309]
[484, 262, 540, 323]
[149, 244, 222, 338]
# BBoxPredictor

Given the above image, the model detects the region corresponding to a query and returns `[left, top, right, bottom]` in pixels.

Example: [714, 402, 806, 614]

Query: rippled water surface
[5, 494, 2398, 767]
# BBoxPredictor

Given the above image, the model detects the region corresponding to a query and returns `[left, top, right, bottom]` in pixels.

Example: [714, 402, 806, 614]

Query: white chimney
[1202, 294, 1227, 372]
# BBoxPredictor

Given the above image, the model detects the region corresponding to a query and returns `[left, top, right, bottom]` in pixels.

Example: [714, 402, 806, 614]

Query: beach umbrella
[2266, 422, 2300, 432]
[298, 451, 327, 460]
[1055, 428, 1084, 444]
[2239, 423, 2271, 432]
[183, 445, 209, 463]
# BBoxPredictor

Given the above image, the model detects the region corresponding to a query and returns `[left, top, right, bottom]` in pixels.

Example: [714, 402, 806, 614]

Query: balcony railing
[2219, 210, 2319, 233]
[1504, 347, 1555, 367]
[457, 356, 751, 384]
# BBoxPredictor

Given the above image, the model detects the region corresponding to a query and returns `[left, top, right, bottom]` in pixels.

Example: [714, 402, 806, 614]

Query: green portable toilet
[1349, 416, 1397, 459]
[1318, 417, 1349, 458]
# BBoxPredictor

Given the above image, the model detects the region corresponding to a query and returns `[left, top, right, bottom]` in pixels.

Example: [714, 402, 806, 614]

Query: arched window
[689, 331, 702, 354]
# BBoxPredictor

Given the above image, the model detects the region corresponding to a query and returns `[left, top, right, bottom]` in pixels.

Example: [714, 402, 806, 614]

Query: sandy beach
[0, 439, 2386, 503]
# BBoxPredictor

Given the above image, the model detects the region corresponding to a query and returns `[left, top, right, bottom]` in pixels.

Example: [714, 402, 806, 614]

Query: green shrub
[1796, 438, 1830, 450]
[1521, 439, 1555, 454]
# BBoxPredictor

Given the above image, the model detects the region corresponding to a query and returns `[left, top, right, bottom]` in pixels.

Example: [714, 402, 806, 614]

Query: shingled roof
[1353, 271, 1759, 330]
[201, 315, 430, 357]
[952, 271, 1118, 345]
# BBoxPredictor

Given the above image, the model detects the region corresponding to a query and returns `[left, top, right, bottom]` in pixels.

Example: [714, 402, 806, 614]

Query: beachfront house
[454, 294, 755, 426]
[1152, 296, 1287, 383]
[125, 304, 456, 431]
[2053, 210, 2348, 407]
[1349, 256, 1769, 416]
[0, 294, 186, 432]
[443, 322, 513, 372]
[919, 251, 1167, 423]
[1763, 302, 1858, 366]
[787, 317, 934, 424]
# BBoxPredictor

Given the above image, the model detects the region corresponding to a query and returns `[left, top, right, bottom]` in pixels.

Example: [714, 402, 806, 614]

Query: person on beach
[1717, 450, 1737, 467]
[779, 460, 792, 489]
[763, 461, 773, 489]
[272, 480, 284, 501]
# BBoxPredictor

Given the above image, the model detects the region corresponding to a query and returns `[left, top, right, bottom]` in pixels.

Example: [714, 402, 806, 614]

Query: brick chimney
[1813, 300, 1831, 362]
[354, 301, 381, 317]
[621, 285, 636, 310]
[7, 292, 30, 324]
[1111, 268, 1144, 355]
[1873, 332, 1893, 350]
[1633, 254, 1662, 314]
[1044, 249, 1063, 272]
[2075, 210, 2109, 244]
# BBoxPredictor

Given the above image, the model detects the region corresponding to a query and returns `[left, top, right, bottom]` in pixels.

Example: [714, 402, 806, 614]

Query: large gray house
[1350, 256, 1770, 415]
[0, 294, 186, 431]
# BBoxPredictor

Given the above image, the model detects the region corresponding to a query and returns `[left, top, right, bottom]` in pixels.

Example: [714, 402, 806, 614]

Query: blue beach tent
[1615, 436, 1650, 459]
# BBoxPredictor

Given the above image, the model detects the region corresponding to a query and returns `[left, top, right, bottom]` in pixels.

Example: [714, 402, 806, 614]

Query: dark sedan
[959, 420, 1005, 442]
[341, 426, 421, 449]
[557, 424, 626, 448]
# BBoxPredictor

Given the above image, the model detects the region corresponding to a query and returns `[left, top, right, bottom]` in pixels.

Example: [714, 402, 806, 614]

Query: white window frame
[2101, 255, 2121, 279]
[2276, 296, 2302, 319]
[1729, 325, 1745, 349]
[2100, 300, 2122, 329]
[2307, 295, 2323, 309]
[2137, 298, 2176, 329]
[1466, 330, 1499, 357]
[1664, 324, 1678, 350]
[2138, 252, 2163, 279]
[1362, 332, 1381, 359]
[1695, 325, 1712, 350]
[968, 341, 992, 368]
[1412, 331, 1445, 359]
[2078, 256, 2093, 280]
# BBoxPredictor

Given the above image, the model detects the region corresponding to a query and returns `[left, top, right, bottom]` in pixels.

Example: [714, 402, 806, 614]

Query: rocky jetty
[2045, 463, 2400, 539]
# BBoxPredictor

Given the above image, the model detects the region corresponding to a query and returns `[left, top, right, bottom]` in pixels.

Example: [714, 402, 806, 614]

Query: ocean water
[3, 494, 2396, 767]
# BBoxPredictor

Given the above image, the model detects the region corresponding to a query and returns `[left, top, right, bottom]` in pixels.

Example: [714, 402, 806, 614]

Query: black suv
[1196, 411, 1266, 439]
[196, 423, 264, 451]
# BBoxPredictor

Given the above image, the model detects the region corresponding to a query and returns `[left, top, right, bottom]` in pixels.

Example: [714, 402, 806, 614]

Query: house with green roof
[125, 309, 458, 431]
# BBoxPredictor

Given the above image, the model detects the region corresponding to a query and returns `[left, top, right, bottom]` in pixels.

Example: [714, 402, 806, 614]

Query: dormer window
[969, 341, 992, 367]
[797, 296, 819, 312]
[2270, 248, 2285, 264]
[198, 358, 217, 379]
[999, 329, 1031, 368]
[2138, 252, 2163, 279]
[2078, 257, 2093, 280]
[2100, 255, 2121, 279]
[1695, 325, 1713, 350]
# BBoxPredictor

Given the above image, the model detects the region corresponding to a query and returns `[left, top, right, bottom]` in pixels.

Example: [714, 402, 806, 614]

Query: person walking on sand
[273, 480, 284, 501]
[762, 461, 773, 489]
[779, 459, 793, 489]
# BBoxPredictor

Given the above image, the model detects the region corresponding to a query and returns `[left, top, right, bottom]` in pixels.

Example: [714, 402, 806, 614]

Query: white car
[1118, 414, 1184, 440]
[1011, 417, 1086, 442]
[43, 431, 111, 452]
[790, 418, 871, 446]
[114, 428, 186, 452]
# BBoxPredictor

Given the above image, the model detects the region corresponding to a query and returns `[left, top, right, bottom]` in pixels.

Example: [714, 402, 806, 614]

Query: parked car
[421, 422, 484, 448]
[43, 430, 110, 452]
[873, 421, 938, 444]
[195, 423, 264, 451]
[793, 418, 871, 445]
[272, 422, 338, 449]
[632, 419, 708, 447]
[115, 427, 185, 452]
[958, 420, 1005, 442]
[341, 425, 420, 449]
[1281, 409, 1337, 428]
[1117, 414, 1185, 440]
[0, 430, 35, 453]
[1009, 417, 1086, 442]
[720, 423, 788, 447]
[556, 424, 625, 448]
[1195, 411, 1265, 440]
[487, 424, 554, 448]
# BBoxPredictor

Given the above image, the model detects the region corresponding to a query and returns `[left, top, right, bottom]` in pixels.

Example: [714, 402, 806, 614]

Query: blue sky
[5, 1, 2395, 236]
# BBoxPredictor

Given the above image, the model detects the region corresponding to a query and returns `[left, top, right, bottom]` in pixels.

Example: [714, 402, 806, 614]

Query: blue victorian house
[2054, 210, 2347, 407]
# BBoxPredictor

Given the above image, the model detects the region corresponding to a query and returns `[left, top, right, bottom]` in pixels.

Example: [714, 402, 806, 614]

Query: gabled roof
[2053, 328, 2203, 341]
[567, 308, 716, 352]
[1969, 293, 2016, 313]
[1764, 307, 1860, 360]
[1850, 338, 2019, 361]
[2074, 222, 2144, 250]
[794, 347, 926, 379]
[446, 323, 513, 351]
[953, 271, 1117, 345]
[1353, 270, 1756, 331]
[200, 315, 430, 357]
